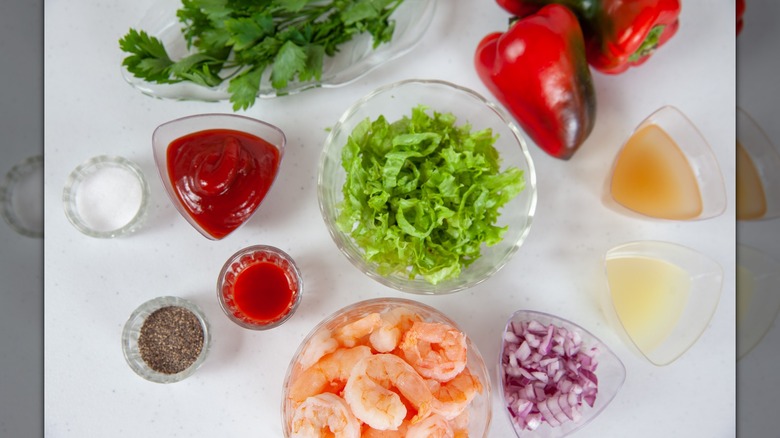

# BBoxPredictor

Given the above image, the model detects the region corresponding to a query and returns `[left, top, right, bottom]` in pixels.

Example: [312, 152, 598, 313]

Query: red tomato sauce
[225, 252, 299, 325]
[166, 129, 280, 239]
[234, 261, 295, 322]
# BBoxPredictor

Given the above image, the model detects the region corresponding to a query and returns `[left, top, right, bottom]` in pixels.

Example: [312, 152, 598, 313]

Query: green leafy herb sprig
[119, 0, 404, 110]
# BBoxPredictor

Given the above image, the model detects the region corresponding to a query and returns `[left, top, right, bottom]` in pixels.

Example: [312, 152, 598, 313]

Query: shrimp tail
[410, 400, 433, 424]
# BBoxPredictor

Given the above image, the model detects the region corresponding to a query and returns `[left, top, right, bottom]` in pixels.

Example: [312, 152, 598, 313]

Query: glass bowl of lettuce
[318, 79, 538, 294]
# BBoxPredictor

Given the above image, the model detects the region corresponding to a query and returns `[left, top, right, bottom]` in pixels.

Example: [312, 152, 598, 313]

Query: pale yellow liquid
[606, 257, 691, 354]
[736, 141, 767, 220]
[611, 124, 703, 220]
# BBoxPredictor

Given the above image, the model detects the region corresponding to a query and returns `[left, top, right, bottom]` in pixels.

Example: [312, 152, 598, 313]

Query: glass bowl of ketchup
[217, 245, 303, 330]
[152, 113, 285, 240]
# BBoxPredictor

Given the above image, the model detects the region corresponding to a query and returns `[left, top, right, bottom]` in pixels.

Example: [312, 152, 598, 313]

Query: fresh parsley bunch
[119, 0, 404, 110]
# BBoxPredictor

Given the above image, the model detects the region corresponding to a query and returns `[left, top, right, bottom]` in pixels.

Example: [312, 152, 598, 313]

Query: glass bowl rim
[152, 112, 288, 146]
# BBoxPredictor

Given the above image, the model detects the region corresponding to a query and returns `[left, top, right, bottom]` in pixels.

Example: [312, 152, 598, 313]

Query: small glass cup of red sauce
[217, 245, 303, 330]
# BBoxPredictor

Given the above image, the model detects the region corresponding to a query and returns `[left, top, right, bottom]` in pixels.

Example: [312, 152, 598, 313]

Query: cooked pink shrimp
[343, 353, 435, 430]
[424, 378, 441, 394]
[369, 308, 422, 353]
[448, 408, 470, 438]
[406, 413, 455, 438]
[430, 368, 483, 420]
[334, 313, 382, 347]
[298, 328, 339, 369]
[290, 393, 360, 438]
[288, 346, 373, 404]
[399, 321, 468, 382]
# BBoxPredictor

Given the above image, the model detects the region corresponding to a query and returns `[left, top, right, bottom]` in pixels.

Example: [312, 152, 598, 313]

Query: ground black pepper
[138, 306, 204, 374]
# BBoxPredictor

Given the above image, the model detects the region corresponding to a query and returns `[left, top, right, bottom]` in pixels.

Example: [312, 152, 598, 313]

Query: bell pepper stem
[628, 25, 666, 63]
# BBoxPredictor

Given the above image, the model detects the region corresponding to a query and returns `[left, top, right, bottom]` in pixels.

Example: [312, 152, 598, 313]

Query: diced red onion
[527, 320, 546, 333]
[526, 413, 543, 430]
[515, 399, 533, 417]
[501, 317, 600, 432]
[516, 341, 532, 361]
[504, 331, 520, 344]
[525, 333, 541, 348]
[536, 397, 559, 427]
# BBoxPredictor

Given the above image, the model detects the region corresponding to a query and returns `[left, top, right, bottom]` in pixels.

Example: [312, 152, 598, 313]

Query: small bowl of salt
[62, 155, 150, 238]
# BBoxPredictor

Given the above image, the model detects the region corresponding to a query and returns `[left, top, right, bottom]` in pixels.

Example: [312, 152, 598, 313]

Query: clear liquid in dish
[606, 256, 691, 355]
[611, 124, 703, 220]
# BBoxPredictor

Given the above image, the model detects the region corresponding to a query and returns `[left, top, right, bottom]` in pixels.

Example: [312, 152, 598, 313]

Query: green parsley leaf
[341, 0, 381, 25]
[119, 29, 177, 84]
[225, 14, 274, 51]
[270, 40, 308, 89]
[227, 66, 264, 111]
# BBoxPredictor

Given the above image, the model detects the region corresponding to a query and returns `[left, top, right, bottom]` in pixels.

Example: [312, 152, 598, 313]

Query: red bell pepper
[737, 0, 745, 35]
[496, 0, 682, 74]
[475, 4, 596, 160]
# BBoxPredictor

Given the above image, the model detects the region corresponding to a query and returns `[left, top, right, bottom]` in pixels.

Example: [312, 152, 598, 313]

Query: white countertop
[44, 1, 736, 437]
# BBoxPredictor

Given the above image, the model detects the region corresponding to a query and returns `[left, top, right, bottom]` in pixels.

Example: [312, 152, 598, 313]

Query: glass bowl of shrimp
[281, 297, 492, 437]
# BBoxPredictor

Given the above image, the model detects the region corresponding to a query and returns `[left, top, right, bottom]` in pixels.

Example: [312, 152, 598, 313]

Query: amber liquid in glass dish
[611, 124, 703, 220]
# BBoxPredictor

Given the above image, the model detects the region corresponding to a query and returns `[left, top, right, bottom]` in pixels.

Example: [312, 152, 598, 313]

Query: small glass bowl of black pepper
[122, 296, 211, 383]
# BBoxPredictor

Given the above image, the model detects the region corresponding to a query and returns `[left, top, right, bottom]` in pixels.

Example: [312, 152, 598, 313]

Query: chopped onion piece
[525, 333, 541, 348]
[501, 317, 601, 432]
[526, 413, 543, 430]
[516, 341, 532, 361]
[527, 320, 546, 333]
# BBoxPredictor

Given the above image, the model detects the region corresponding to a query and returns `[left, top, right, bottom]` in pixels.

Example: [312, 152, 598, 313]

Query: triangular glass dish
[602, 241, 723, 366]
[498, 310, 625, 437]
[152, 113, 285, 240]
[608, 106, 726, 221]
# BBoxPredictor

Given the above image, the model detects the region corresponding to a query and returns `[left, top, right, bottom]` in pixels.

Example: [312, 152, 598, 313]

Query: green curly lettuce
[336, 105, 525, 285]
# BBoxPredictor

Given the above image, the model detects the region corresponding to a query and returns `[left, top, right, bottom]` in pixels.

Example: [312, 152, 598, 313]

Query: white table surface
[44, 1, 736, 437]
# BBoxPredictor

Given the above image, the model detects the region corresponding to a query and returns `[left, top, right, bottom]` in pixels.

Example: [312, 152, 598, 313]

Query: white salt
[75, 165, 144, 232]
